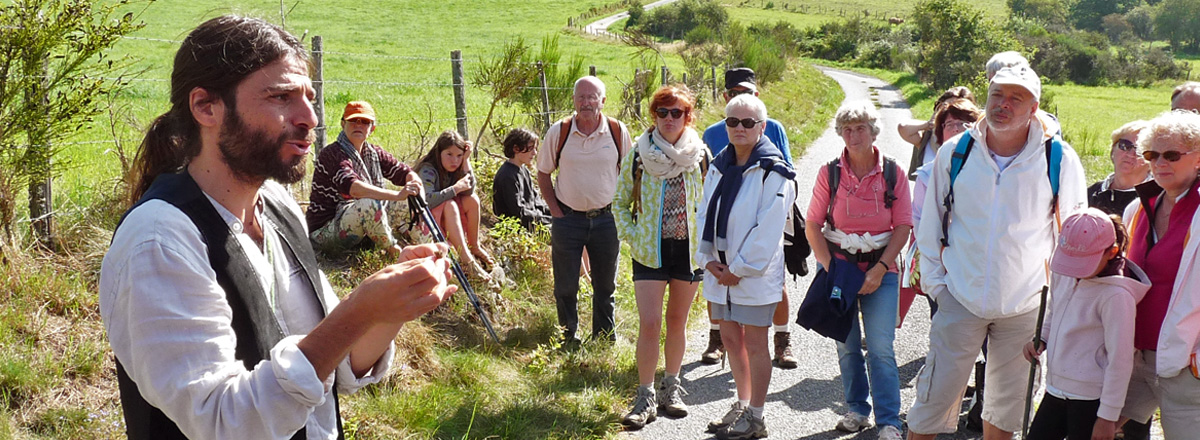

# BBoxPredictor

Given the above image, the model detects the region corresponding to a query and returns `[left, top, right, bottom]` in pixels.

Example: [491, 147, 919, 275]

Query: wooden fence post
[661, 65, 668, 86]
[711, 65, 719, 102]
[537, 62, 552, 132]
[29, 59, 53, 249]
[590, 65, 597, 76]
[451, 50, 469, 142]
[312, 36, 325, 155]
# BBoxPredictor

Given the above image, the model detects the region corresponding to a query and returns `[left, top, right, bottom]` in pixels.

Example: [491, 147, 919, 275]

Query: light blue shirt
[702, 118, 792, 165]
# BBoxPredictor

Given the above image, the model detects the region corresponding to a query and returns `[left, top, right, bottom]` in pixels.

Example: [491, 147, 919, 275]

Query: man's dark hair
[128, 15, 307, 204]
[502, 128, 538, 159]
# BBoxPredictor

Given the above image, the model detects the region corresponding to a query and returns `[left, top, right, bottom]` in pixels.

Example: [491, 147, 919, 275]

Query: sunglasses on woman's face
[655, 108, 687, 119]
[1113, 139, 1137, 153]
[725, 117, 762, 129]
[1142, 150, 1196, 162]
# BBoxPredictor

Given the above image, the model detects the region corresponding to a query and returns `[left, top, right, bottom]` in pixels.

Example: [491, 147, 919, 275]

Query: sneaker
[773, 332, 798, 369]
[706, 401, 746, 433]
[657, 376, 689, 417]
[716, 410, 768, 440]
[701, 329, 724, 365]
[621, 386, 657, 429]
[878, 425, 903, 440]
[835, 411, 872, 432]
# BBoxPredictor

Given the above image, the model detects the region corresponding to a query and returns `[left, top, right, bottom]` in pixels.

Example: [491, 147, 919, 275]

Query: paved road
[622, 67, 988, 440]
[583, 0, 679, 38]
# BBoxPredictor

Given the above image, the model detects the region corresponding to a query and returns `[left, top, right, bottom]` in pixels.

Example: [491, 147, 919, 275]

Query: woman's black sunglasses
[1142, 150, 1195, 162]
[655, 108, 687, 119]
[1113, 139, 1137, 152]
[725, 117, 762, 129]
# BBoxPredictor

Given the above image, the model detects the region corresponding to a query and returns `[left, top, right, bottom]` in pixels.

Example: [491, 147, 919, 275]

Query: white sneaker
[878, 425, 903, 440]
[835, 411, 872, 432]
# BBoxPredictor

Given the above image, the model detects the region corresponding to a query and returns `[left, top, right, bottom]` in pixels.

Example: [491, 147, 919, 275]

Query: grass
[2, 2, 844, 439]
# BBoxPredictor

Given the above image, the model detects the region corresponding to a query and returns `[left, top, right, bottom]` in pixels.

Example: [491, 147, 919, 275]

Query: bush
[634, 0, 728, 41]
[912, 0, 1020, 89]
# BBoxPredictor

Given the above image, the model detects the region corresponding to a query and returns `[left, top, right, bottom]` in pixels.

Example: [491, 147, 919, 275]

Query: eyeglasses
[1113, 139, 1137, 153]
[517, 142, 538, 153]
[725, 117, 763, 129]
[345, 118, 373, 125]
[942, 120, 969, 131]
[654, 108, 687, 119]
[1142, 150, 1196, 162]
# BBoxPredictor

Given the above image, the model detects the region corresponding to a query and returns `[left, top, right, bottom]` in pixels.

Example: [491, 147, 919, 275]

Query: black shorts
[632, 238, 702, 282]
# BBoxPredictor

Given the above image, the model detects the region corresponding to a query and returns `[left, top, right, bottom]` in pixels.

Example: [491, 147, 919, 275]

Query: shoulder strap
[608, 116, 623, 166]
[941, 133, 975, 247]
[631, 150, 643, 218]
[826, 158, 841, 231]
[554, 116, 573, 168]
[882, 156, 898, 209]
[1046, 136, 1063, 216]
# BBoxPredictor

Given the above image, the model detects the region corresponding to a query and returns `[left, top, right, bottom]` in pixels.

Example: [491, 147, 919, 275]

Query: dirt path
[621, 66, 990, 440]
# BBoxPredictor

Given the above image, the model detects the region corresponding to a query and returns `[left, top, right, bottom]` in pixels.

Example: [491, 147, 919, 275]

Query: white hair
[1138, 110, 1200, 154]
[725, 94, 767, 121]
[573, 76, 605, 98]
[986, 51, 1030, 80]
[834, 100, 882, 137]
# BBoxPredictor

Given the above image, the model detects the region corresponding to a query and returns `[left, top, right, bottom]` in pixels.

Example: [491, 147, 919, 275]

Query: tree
[1154, 0, 1200, 52]
[1070, 0, 1142, 31]
[0, 0, 143, 248]
[1007, 0, 1069, 27]
[1102, 13, 1134, 43]
[1125, 5, 1156, 40]
[913, 0, 1020, 89]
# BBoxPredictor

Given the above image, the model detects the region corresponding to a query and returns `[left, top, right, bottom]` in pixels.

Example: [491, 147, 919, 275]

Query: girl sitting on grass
[1023, 208, 1150, 440]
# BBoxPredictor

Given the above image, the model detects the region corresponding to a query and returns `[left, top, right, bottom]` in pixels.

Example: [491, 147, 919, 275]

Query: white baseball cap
[990, 65, 1041, 103]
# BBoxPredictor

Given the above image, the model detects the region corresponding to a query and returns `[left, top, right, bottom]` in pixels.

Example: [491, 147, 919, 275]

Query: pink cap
[1050, 208, 1116, 278]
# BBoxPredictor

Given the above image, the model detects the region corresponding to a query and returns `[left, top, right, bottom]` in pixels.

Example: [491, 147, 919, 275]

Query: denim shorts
[631, 238, 702, 282]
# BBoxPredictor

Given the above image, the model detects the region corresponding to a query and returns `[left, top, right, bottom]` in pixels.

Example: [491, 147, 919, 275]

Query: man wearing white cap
[908, 66, 1087, 440]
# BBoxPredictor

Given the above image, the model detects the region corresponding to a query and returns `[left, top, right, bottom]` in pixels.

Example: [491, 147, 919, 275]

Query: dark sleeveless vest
[113, 172, 343, 440]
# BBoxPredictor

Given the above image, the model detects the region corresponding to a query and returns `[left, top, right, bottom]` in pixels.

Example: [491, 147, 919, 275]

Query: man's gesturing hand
[356, 243, 457, 325]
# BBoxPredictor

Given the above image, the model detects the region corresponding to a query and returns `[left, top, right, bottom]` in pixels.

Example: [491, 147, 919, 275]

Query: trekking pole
[1022, 264, 1052, 438]
[409, 196, 501, 344]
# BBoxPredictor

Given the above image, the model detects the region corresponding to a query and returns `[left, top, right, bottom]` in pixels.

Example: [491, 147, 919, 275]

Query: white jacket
[1123, 190, 1200, 378]
[917, 117, 1087, 319]
[1040, 263, 1150, 422]
[696, 163, 796, 306]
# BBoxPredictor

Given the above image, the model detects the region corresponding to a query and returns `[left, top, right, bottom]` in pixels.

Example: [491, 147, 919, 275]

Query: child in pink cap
[1023, 208, 1151, 440]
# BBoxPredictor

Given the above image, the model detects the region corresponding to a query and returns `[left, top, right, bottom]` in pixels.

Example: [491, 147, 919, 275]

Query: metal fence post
[312, 36, 325, 154]
[537, 62, 552, 132]
[451, 50, 469, 141]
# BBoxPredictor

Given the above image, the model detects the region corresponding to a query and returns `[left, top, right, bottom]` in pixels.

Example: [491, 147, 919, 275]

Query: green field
[727, 0, 1008, 22]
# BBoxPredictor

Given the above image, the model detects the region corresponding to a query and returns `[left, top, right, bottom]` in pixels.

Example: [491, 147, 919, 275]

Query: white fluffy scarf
[637, 127, 705, 179]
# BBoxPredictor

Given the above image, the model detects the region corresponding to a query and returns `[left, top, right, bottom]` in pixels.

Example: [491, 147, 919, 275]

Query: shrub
[634, 0, 728, 41]
[912, 0, 1020, 89]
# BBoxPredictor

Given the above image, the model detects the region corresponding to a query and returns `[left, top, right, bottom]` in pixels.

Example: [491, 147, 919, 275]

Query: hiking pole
[1022, 283, 1050, 438]
[409, 196, 501, 344]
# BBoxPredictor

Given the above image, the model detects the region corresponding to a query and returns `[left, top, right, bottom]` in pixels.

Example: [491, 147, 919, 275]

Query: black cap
[724, 68, 757, 92]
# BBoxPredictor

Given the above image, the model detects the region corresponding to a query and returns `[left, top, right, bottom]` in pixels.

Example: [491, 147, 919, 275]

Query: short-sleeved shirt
[307, 142, 412, 232]
[807, 147, 913, 244]
[535, 114, 632, 211]
[702, 118, 792, 165]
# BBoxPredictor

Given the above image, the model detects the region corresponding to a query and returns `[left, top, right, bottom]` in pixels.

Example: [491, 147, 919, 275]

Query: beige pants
[1121, 350, 1161, 424]
[1160, 368, 1200, 438]
[906, 291, 1040, 435]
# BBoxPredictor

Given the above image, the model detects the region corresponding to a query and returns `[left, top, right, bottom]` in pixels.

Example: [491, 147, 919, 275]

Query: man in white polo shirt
[537, 76, 633, 346]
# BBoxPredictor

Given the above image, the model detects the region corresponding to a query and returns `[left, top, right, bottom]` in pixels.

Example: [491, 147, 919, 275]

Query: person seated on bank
[417, 130, 493, 278]
[308, 101, 424, 257]
[493, 128, 552, 231]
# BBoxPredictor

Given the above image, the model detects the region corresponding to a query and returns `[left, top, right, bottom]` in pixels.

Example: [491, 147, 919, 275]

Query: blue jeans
[550, 210, 619, 341]
[836, 271, 901, 430]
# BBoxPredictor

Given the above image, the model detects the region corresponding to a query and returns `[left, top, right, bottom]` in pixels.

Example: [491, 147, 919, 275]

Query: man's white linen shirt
[916, 117, 1087, 319]
[99, 180, 392, 440]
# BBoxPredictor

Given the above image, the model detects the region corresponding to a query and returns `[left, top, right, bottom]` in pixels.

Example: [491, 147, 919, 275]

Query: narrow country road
[583, 0, 680, 38]
[621, 66, 988, 440]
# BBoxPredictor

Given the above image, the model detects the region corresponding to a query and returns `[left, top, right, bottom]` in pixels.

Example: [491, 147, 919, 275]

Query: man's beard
[217, 110, 311, 184]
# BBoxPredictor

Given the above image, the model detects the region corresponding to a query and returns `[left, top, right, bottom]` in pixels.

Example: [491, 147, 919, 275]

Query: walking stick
[409, 196, 501, 344]
[1022, 279, 1051, 437]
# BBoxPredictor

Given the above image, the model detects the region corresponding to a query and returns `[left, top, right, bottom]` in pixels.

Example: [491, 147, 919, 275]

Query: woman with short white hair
[696, 94, 795, 440]
[805, 100, 911, 440]
[1121, 110, 1200, 439]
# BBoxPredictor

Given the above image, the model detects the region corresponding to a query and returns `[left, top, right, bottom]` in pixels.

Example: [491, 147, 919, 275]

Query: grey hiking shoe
[835, 411, 871, 432]
[701, 329, 724, 365]
[717, 410, 768, 440]
[707, 401, 747, 433]
[657, 376, 689, 417]
[773, 332, 798, 369]
[621, 386, 657, 430]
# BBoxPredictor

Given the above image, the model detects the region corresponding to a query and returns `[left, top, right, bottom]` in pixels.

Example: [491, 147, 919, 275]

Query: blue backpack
[939, 133, 1063, 247]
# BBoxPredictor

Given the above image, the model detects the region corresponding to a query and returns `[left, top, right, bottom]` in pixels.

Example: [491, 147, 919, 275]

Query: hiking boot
[773, 332, 798, 369]
[706, 401, 746, 433]
[657, 376, 689, 417]
[835, 411, 871, 432]
[716, 410, 768, 440]
[621, 386, 657, 430]
[878, 425, 903, 440]
[701, 329, 724, 365]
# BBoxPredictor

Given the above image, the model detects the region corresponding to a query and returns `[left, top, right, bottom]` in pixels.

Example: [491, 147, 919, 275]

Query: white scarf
[637, 127, 705, 179]
[822, 225, 892, 254]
